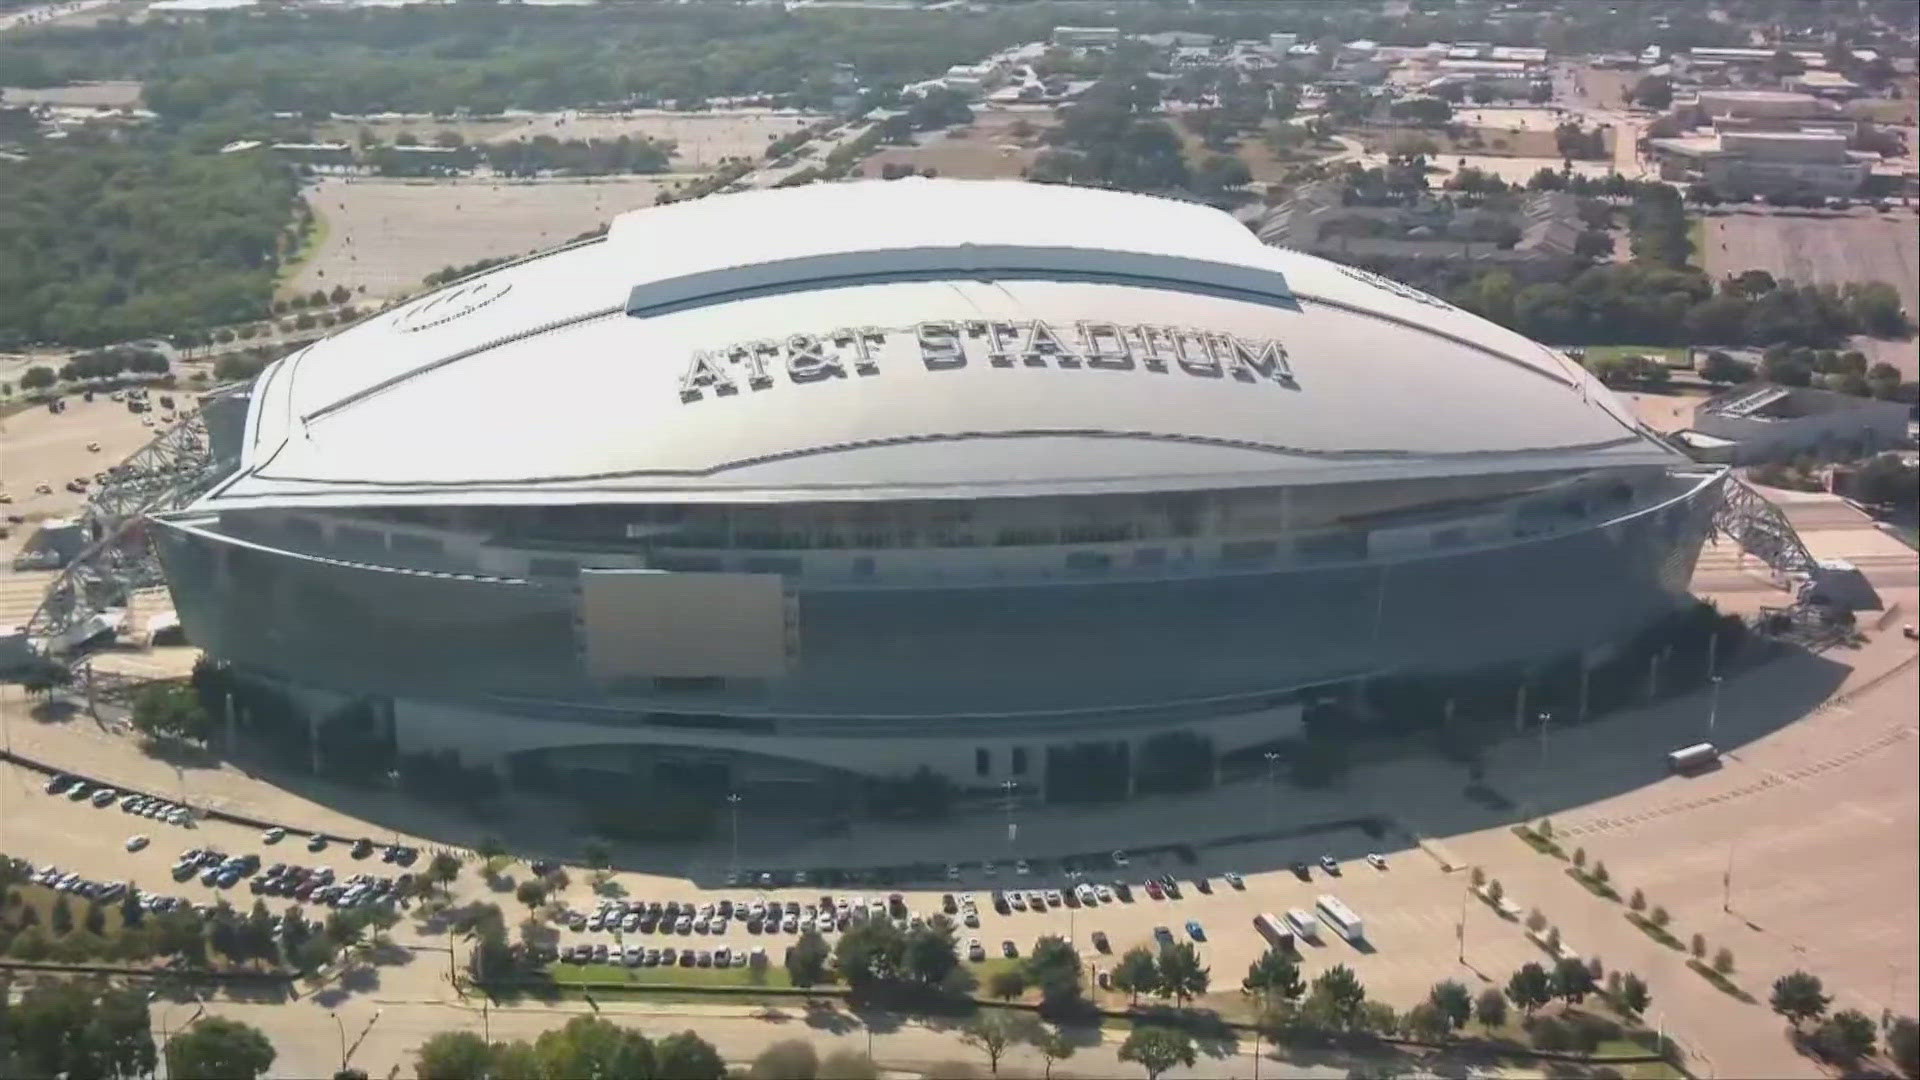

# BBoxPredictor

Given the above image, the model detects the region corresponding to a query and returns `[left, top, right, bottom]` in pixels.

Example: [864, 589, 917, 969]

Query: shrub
[1650, 906, 1670, 928]
[1572, 847, 1586, 868]
[1713, 947, 1734, 974]
[1690, 933, 1706, 959]
[1629, 888, 1646, 912]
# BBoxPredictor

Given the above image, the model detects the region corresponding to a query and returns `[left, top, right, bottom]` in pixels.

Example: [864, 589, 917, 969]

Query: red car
[1144, 879, 1165, 900]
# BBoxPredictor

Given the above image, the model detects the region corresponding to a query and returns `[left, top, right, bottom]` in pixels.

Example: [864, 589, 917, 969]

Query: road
[0, 0, 115, 35]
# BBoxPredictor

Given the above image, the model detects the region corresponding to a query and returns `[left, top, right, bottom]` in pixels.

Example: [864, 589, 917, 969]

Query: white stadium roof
[203, 179, 1679, 509]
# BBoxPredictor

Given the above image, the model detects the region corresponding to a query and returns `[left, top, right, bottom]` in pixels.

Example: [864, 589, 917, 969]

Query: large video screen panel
[578, 570, 796, 680]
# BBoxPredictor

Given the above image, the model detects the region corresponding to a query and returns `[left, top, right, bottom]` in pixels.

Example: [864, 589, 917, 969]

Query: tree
[959, 1013, 1019, 1076]
[1689, 933, 1706, 959]
[1112, 945, 1158, 1006]
[903, 920, 959, 987]
[533, 1016, 654, 1079]
[427, 852, 462, 896]
[1154, 941, 1209, 1005]
[1506, 963, 1553, 1015]
[2, 983, 157, 1080]
[1118, 1026, 1196, 1080]
[1525, 909, 1547, 934]
[818, 1048, 880, 1080]
[1551, 956, 1596, 1004]
[1628, 888, 1648, 912]
[1025, 935, 1084, 1007]
[1405, 1002, 1451, 1041]
[787, 929, 831, 990]
[165, 1017, 276, 1080]
[1650, 906, 1671, 929]
[412, 1031, 492, 1079]
[1429, 980, 1472, 1033]
[655, 1030, 725, 1079]
[1616, 973, 1651, 1019]
[514, 879, 546, 913]
[1305, 965, 1368, 1031]
[581, 842, 611, 870]
[20, 365, 57, 391]
[1474, 987, 1508, 1029]
[988, 967, 1028, 1002]
[1886, 1015, 1917, 1079]
[1470, 866, 1486, 889]
[1591, 861, 1609, 885]
[1486, 880, 1504, 905]
[749, 1039, 818, 1080]
[1770, 971, 1832, 1026]
[1631, 76, 1672, 110]
[1029, 1023, 1075, 1080]
[1712, 947, 1734, 975]
[833, 918, 905, 992]
[1243, 947, 1305, 1005]
[1811, 1009, 1879, 1065]
[1572, 846, 1586, 868]
[131, 684, 215, 743]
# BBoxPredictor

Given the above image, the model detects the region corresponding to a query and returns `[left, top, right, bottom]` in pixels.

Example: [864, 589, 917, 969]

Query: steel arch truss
[1712, 474, 1818, 583]
[23, 404, 227, 656]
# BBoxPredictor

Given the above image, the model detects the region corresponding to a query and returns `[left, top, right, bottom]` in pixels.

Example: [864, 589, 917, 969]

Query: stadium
[150, 178, 1724, 803]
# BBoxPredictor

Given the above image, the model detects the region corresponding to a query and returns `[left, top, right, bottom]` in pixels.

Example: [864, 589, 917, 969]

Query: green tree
[412, 1031, 492, 1079]
[1243, 947, 1305, 1005]
[1028, 1022, 1075, 1080]
[655, 1030, 725, 1079]
[1, 983, 157, 1080]
[1811, 1009, 1879, 1065]
[1112, 945, 1158, 1006]
[20, 366, 56, 391]
[1506, 963, 1553, 1015]
[427, 852, 462, 897]
[833, 918, 905, 992]
[787, 929, 832, 990]
[131, 683, 214, 743]
[1429, 979, 1472, 1033]
[581, 842, 611, 870]
[1024, 934, 1084, 1007]
[1771, 971, 1832, 1026]
[1305, 965, 1368, 1031]
[1713, 947, 1735, 975]
[532, 1016, 653, 1079]
[514, 879, 547, 913]
[903, 920, 959, 987]
[1650, 906, 1670, 929]
[1405, 1001, 1451, 1041]
[51, 895, 74, 936]
[1551, 956, 1596, 1004]
[1629, 888, 1647, 912]
[1689, 933, 1706, 959]
[1886, 1015, 1917, 1079]
[1616, 973, 1651, 1019]
[1153, 941, 1209, 1005]
[1474, 987, 1508, 1029]
[988, 967, 1028, 1002]
[817, 1048, 879, 1080]
[1118, 1026, 1196, 1080]
[165, 1017, 276, 1080]
[749, 1038, 818, 1080]
[959, 1013, 1019, 1076]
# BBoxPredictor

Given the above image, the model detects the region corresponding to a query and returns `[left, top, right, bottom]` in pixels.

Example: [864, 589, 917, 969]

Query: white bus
[1316, 894, 1364, 943]
[1252, 912, 1295, 951]
[1667, 742, 1719, 774]
[1284, 907, 1322, 943]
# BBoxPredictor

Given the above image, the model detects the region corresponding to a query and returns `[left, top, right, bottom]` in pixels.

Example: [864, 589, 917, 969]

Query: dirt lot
[316, 109, 827, 170]
[863, 109, 1049, 181]
[1702, 207, 1920, 323]
[287, 174, 685, 300]
[1363, 121, 1611, 161]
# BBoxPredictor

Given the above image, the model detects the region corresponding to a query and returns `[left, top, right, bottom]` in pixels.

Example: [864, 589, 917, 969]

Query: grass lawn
[1595, 1038, 1686, 1079]
[274, 205, 331, 296]
[1688, 215, 1707, 266]
[8, 882, 132, 936]
[548, 959, 796, 989]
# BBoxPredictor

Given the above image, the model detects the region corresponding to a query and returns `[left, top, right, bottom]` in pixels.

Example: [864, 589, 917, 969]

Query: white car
[1112, 850, 1130, 867]
[1366, 853, 1387, 870]
[125, 835, 149, 852]
[262, 827, 286, 844]
[1014, 859, 1031, 876]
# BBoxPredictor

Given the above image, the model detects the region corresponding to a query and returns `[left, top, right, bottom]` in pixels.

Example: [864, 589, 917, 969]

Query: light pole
[1457, 880, 1470, 964]
[1722, 841, 1734, 913]
[1000, 780, 1018, 860]
[1707, 675, 1723, 734]
[1263, 751, 1280, 831]
[727, 793, 742, 881]
[329, 1011, 347, 1073]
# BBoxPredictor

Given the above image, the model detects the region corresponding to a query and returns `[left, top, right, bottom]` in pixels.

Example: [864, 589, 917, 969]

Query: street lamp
[1707, 675, 1723, 734]
[1262, 751, 1280, 831]
[1000, 780, 1019, 858]
[726, 793, 742, 881]
[329, 1011, 347, 1073]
